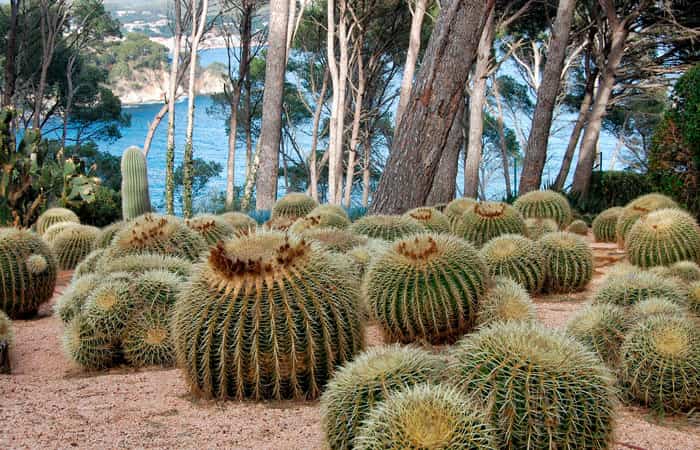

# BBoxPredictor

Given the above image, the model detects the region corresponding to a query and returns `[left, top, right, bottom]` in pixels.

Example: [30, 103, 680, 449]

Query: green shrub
[71, 186, 122, 227]
[454, 201, 526, 248]
[349, 215, 424, 241]
[476, 277, 535, 327]
[566, 303, 629, 365]
[592, 207, 623, 242]
[480, 234, 545, 293]
[513, 190, 573, 227]
[539, 232, 593, 293]
[626, 208, 700, 268]
[571, 171, 653, 215]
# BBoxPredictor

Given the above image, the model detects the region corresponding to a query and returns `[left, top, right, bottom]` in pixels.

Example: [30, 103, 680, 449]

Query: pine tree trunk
[309, 70, 329, 201]
[165, 5, 182, 216]
[362, 134, 372, 207]
[396, 0, 428, 125]
[255, 0, 290, 210]
[518, 0, 576, 194]
[369, 0, 495, 214]
[426, 99, 466, 204]
[491, 75, 512, 198]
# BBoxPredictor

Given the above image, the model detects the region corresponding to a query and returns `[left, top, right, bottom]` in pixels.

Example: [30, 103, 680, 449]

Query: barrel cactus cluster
[454, 201, 526, 248]
[301, 227, 368, 253]
[566, 303, 629, 366]
[513, 189, 572, 227]
[480, 234, 545, 293]
[625, 208, 700, 268]
[651, 261, 700, 284]
[444, 197, 477, 230]
[539, 231, 593, 293]
[592, 269, 687, 307]
[289, 210, 351, 234]
[524, 217, 558, 239]
[592, 207, 623, 242]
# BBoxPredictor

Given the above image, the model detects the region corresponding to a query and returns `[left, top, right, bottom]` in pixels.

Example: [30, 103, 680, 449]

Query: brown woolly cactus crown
[403, 207, 451, 233]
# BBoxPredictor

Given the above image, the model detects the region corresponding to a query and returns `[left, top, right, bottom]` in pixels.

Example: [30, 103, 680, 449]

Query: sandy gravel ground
[1, 239, 699, 449]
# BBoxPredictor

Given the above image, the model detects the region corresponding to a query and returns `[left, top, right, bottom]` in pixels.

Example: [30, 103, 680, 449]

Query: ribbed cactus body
[219, 211, 257, 233]
[302, 227, 368, 253]
[480, 234, 545, 293]
[63, 314, 116, 370]
[476, 277, 535, 327]
[566, 303, 629, 366]
[133, 270, 181, 308]
[354, 384, 498, 450]
[42, 222, 77, 245]
[449, 322, 615, 449]
[289, 211, 351, 234]
[55, 273, 102, 324]
[348, 239, 390, 276]
[688, 281, 700, 315]
[513, 190, 573, 227]
[349, 215, 424, 241]
[271, 192, 319, 219]
[620, 316, 700, 412]
[73, 248, 106, 279]
[51, 224, 99, 270]
[524, 217, 558, 240]
[122, 306, 173, 367]
[106, 214, 207, 261]
[120, 146, 151, 220]
[172, 231, 365, 400]
[95, 221, 126, 249]
[454, 201, 526, 248]
[82, 278, 135, 339]
[616, 193, 679, 247]
[444, 197, 477, 230]
[625, 208, 700, 268]
[185, 214, 235, 245]
[592, 269, 687, 307]
[310, 204, 349, 220]
[403, 207, 450, 233]
[567, 219, 588, 235]
[264, 215, 296, 231]
[98, 253, 193, 279]
[320, 345, 445, 450]
[592, 207, 623, 242]
[539, 231, 593, 293]
[651, 261, 700, 284]
[364, 233, 488, 344]
[632, 297, 687, 321]
[0, 229, 57, 318]
[35, 208, 79, 235]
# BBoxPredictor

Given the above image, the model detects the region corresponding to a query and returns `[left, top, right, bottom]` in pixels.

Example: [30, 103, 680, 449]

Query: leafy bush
[568, 171, 653, 215]
[70, 186, 122, 227]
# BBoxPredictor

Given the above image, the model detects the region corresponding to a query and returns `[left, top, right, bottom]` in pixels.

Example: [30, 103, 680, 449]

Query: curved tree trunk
[370, 0, 495, 214]
[396, 0, 428, 125]
[143, 103, 169, 156]
[426, 99, 466, 204]
[518, 0, 576, 194]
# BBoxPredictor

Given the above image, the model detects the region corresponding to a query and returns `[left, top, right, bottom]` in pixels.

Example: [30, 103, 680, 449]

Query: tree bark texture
[396, 0, 428, 126]
[426, 98, 466, 205]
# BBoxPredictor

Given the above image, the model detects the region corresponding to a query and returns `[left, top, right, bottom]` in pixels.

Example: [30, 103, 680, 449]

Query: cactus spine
[566, 303, 629, 366]
[616, 193, 678, 247]
[476, 277, 536, 327]
[403, 207, 451, 233]
[271, 192, 319, 219]
[185, 214, 235, 245]
[349, 215, 424, 241]
[592, 269, 687, 307]
[50, 224, 99, 270]
[120, 146, 151, 220]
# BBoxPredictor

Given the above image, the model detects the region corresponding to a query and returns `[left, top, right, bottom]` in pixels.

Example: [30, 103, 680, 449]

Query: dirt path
[1, 241, 699, 449]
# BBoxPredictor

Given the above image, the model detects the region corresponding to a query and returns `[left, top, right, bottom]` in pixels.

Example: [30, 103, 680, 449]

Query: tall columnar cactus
[122, 305, 173, 367]
[98, 254, 193, 279]
[320, 345, 445, 450]
[271, 192, 319, 219]
[349, 215, 424, 241]
[651, 261, 700, 284]
[449, 322, 616, 449]
[302, 227, 368, 253]
[567, 219, 589, 235]
[54, 273, 103, 324]
[480, 234, 545, 293]
[0, 228, 58, 318]
[95, 221, 126, 249]
[185, 214, 235, 245]
[539, 231, 593, 293]
[454, 201, 526, 248]
[50, 224, 100, 270]
[616, 193, 679, 247]
[106, 214, 208, 261]
[476, 277, 535, 328]
[592, 269, 687, 306]
[172, 231, 365, 400]
[62, 314, 116, 370]
[0, 310, 12, 374]
[513, 190, 573, 227]
[566, 303, 629, 366]
[625, 208, 700, 268]
[35, 207, 80, 235]
[219, 211, 258, 233]
[619, 315, 700, 412]
[364, 233, 488, 344]
[524, 217, 558, 240]
[289, 211, 351, 234]
[353, 384, 498, 450]
[632, 296, 687, 321]
[592, 207, 623, 243]
[120, 146, 151, 220]
[403, 207, 451, 233]
[444, 197, 477, 230]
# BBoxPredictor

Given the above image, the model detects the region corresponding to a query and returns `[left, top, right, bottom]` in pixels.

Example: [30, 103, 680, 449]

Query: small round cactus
[50, 224, 100, 270]
[454, 201, 526, 248]
[219, 211, 257, 233]
[632, 296, 687, 321]
[625, 208, 700, 268]
[567, 219, 589, 235]
[524, 217, 558, 240]
[592, 207, 623, 242]
[289, 211, 350, 234]
[566, 303, 629, 365]
[592, 269, 687, 307]
[172, 231, 365, 400]
[353, 384, 498, 450]
[54, 273, 102, 324]
[619, 315, 700, 412]
[106, 214, 208, 262]
[539, 231, 593, 293]
[301, 227, 368, 253]
[185, 214, 235, 245]
[444, 197, 477, 230]
[132, 270, 181, 308]
[651, 261, 700, 284]
[320, 345, 445, 450]
[263, 215, 296, 231]
[476, 277, 535, 327]
[309, 204, 349, 220]
[42, 222, 77, 245]
[616, 193, 679, 247]
[364, 233, 488, 344]
[480, 234, 545, 293]
[271, 192, 319, 219]
[73, 248, 106, 279]
[98, 254, 192, 279]
[349, 215, 424, 241]
[403, 207, 450, 233]
[36, 207, 79, 235]
[347, 239, 390, 276]
[513, 190, 573, 227]
[122, 306, 173, 367]
[688, 281, 700, 315]
[82, 277, 134, 339]
[95, 221, 126, 249]
[62, 314, 116, 370]
[0, 228, 58, 318]
[449, 322, 615, 449]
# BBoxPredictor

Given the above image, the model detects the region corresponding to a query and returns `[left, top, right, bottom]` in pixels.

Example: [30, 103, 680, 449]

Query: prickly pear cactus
[476, 277, 535, 328]
[403, 207, 451, 233]
[592, 207, 622, 243]
[50, 224, 99, 270]
[172, 231, 365, 400]
[185, 214, 235, 245]
[454, 201, 526, 248]
[0, 228, 58, 318]
[349, 215, 424, 241]
[364, 233, 488, 344]
[271, 192, 319, 219]
[480, 234, 545, 293]
[120, 146, 151, 220]
[320, 345, 445, 450]
[449, 322, 615, 449]
[616, 193, 678, 247]
[539, 231, 593, 293]
[35, 207, 79, 235]
[513, 190, 573, 227]
[625, 208, 700, 268]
